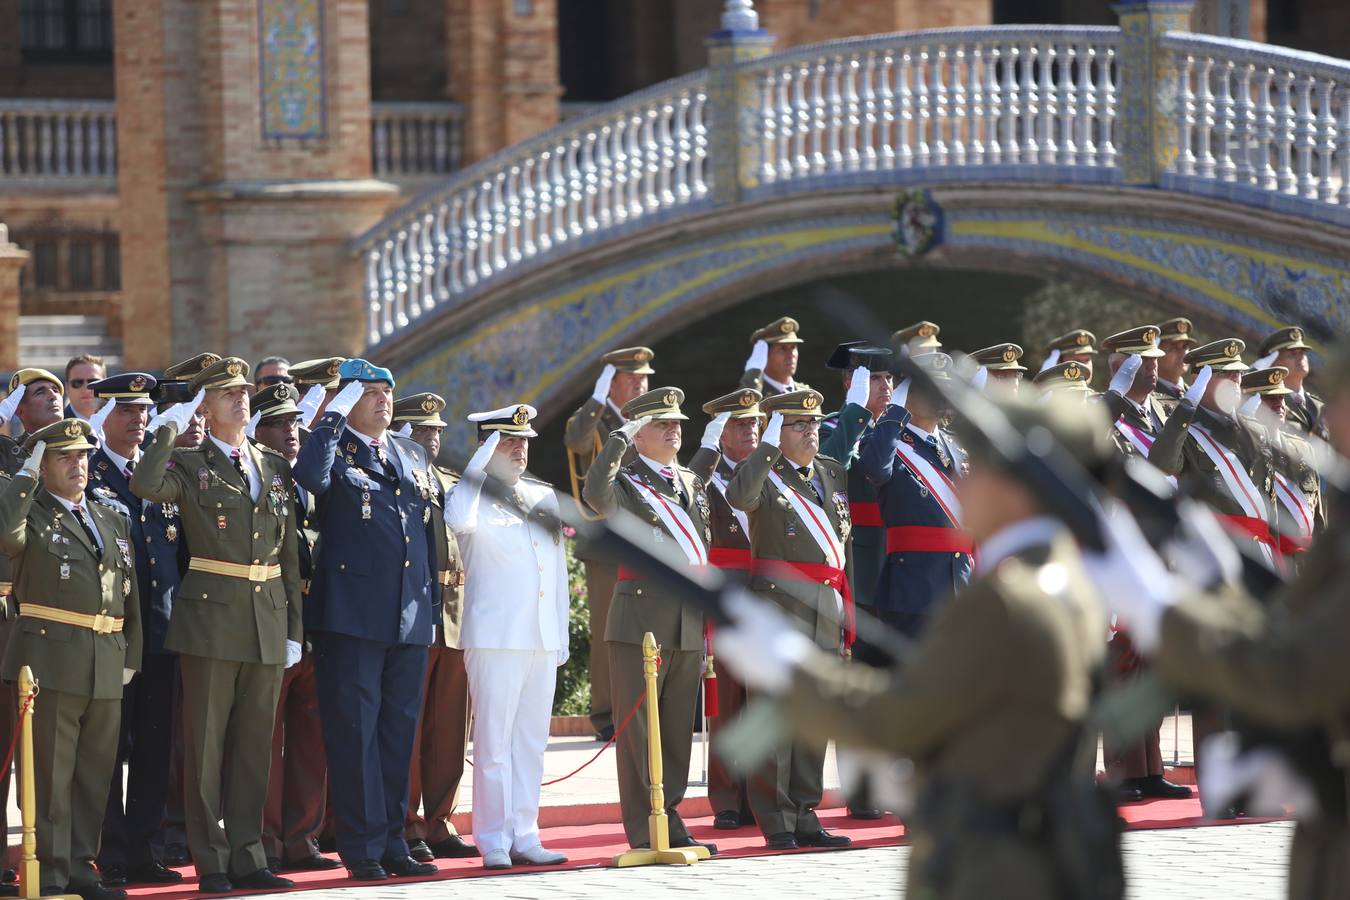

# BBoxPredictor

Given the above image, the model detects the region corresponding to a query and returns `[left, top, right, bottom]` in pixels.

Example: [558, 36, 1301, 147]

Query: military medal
[198, 467, 211, 491]
[59, 562, 70, 580]
[361, 490, 372, 520]
[217, 514, 227, 530]
[165, 524, 178, 542]
[116, 537, 132, 568]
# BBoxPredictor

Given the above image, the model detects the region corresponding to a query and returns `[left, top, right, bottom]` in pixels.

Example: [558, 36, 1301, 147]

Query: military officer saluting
[859, 353, 972, 642]
[1256, 325, 1327, 439]
[687, 388, 763, 830]
[890, 321, 943, 356]
[725, 389, 853, 851]
[582, 387, 716, 856]
[563, 346, 654, 742]
[288, 358, 346, 433]
[392, 393, 478, 862]
[293, 360, 440, 882]
[130, 357, 303, 894]
[968, 343, 1028, 394]
[1240, 367, 1324, 562]
[1155, 317, 1197, 408]
[84, 374, 187, 886]
[742, 317, 810, 397]
[150, 354, 222, 450]
[1032, 360, 1095, 400]
[1101, 326, 1170, 463]
[1, 419, 141, 900]
[1041, 328, 1099, 371]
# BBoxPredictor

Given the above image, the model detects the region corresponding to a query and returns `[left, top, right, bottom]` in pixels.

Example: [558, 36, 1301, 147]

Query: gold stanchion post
[613, 633, 710, 868]
[17, 666, 39, 899]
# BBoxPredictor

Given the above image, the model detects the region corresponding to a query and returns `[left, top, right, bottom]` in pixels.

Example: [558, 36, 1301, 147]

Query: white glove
[619, 415, 651, 441]
[325, 380, 365, 419]
[0, 383, 25, 427]
[297, 383, 326, 428]
[1108, 353, 1143, 396]
[745, 339, 769, 373]
[971, 366, 989, 392]
[700, 412, 730, 451]
[89, 400, 115, 444]
[1079, 499, 1179, 653]
[761, 412, 784, 447]
[1183, 365, 1213, 405]
[590, 364, 617, 404]
[396, 422, 412, 437]
[845, 365, 871, 408]
[465, 431, 501, 475]
[889, 378, 911, 410]
[1238, 394, 1261, 417]
[122, 668, 135, 686]
[162, 390, 205, 433]
[244, 410, 261, 439]
[19, 440, 45, 479]
[1252, 351, 1278, 370]
[712, 589, 814, 694]
[285, 639, 302, 669]
[1038, 348, 1061, 373]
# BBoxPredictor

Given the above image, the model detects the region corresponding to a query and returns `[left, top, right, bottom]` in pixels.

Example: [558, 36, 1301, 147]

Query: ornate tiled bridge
[355, 1, 1350, 446]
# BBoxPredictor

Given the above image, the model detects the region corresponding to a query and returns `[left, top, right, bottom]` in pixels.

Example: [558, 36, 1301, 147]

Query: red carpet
[124, 800, 1279, 897]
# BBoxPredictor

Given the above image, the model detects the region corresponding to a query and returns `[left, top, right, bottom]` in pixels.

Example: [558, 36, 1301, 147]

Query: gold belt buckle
[91, 613, 114, 635]
[248, 563, 271, 582]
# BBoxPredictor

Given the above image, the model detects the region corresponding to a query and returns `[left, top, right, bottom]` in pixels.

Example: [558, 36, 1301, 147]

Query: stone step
[17, 315, 108, 337]
[17, 314, 122, 373]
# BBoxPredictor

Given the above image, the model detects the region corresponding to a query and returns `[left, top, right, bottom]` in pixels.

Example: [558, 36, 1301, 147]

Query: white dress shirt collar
[102, 444, 138, 476]
[50, 492, 104, 550]
[761, 373, 793, 394]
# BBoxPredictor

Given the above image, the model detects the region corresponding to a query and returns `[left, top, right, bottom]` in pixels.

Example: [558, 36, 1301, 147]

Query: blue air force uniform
[292, 360, 440, 873]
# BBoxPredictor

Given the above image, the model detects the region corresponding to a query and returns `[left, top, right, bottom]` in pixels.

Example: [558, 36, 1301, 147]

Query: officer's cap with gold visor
[162, 353, 222, 382]
[622, 387, 689, 421]
[252, 382, 302, 420]
[1257, 325, 1312, 357]
[1033, 361, 1094, 394]
[191, 357, 251, 392]
[1158, 317, 1197, 345]
[760, 388, 827, 419]
[468, 404, 539, 438]
[25, 418, 96, 454]
[1241, 366, 1293, 397]
[600, 347, 656, 375]
[1101, 325, 1166, 359]
[969, 343, 1027, 372]
[393, 392, 448, 428]
[91, 372, 157, 406]
[891, 320, 942, 352]
[1044, 328, 1098, 356]
[702, 388, 763, 420]
[750, 316, 805, 345]
[9, 368, 63, 395]
[1184, 338, 1248, 371]
[290, 357, 346, 389]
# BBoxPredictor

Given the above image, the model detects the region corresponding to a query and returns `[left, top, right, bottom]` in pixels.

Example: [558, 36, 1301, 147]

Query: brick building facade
[0, 0, 1314, 369]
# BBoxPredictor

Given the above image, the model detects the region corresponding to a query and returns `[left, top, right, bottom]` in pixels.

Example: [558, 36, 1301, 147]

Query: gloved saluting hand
[744, 339, 769, 373]
[618, 416, 652, 441]
[845, 366, 871, 409]
[760, 412, 784, 448]
[1183, 366, 1213, 406]
[325, 380, 366, 419]
[700, 412, 730, 451]
[1108, 354, 1143, 397]
[590, 364, 617, 404]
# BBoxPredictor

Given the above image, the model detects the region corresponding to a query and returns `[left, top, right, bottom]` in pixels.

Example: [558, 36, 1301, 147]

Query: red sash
[849, 501, 882, 527]
[751, 559, 855, 649]
[1277, 534, 1310, 556]
[708, 546, 752, 570]
[886, 525, 974, 554]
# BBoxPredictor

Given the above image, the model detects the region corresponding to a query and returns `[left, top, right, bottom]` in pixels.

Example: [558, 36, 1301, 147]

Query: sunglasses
[69, 379, 96, 389]
[257, 375, 294, 386]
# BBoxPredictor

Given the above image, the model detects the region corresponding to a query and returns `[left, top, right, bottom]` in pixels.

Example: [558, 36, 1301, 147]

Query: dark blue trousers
[312, 632, 427, 864]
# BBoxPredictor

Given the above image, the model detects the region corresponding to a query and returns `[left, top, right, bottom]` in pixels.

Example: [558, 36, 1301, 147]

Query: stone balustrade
[0, 99, 117, 182]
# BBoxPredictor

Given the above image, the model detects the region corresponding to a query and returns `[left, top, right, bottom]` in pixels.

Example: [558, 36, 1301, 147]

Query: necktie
[230, 449, 249, 490]
[123, 458, 136, 480]
[797, 466, 821, 503]
[371, 440, 396, 479]
[71, 505, 102, 557]
[659, 467, 684, 504]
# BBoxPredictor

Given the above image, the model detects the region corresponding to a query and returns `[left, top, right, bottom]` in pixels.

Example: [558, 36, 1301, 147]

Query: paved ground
[240, 821, 1293, 900]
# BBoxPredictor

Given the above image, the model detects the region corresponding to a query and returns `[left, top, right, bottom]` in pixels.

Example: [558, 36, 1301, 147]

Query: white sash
[622, 472, 708, 566]
[1114, 419, 1178, 487]
[709, 471, 750, 540]
[1272, 472, 1314, 537]
[766, 469, 845, 570]
[893, 440, 963, 526]
[1190, 423, 1268, 520]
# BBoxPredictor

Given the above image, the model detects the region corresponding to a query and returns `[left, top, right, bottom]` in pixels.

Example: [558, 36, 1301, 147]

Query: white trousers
[464, 648, 556, 855]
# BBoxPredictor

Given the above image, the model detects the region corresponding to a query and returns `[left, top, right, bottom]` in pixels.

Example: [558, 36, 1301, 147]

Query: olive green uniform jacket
[785, 533, 1107, 900]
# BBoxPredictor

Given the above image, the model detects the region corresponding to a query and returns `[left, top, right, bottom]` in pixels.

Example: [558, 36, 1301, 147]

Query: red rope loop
[0, 691, 36, 777]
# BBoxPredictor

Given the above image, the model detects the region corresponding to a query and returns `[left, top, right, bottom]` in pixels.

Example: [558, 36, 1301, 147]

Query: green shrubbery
[552, 531, 592, 716]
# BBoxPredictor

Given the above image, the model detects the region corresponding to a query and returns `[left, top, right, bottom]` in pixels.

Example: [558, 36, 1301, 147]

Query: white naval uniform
[444, 473, 568, 856]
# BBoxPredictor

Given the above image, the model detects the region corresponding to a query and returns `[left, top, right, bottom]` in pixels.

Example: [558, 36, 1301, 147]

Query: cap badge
[1002, 347, 1017, 362]
[1271, 369, 1284, 384]
[129, 375, 147, 392]
[918, 324, 935, 337]
[1224, 341, 1239, 358]
[1177, 321, 1190, 333]
[421, 397, 437, 413]
[225, 361, 243, 377]
[1142, 329, 1157, 344]
[512, 406, 530, 426]
[740, 391, 755, 407]
[1290, 327, 1302, 342]
[634, 349, 651, 363]
[802, 394, 819, 410]
[1076, 333, 1090, 346]
[780, 321, 794, 334]
[64, 422, 82, 439]
[327, 361, 340, 376]
[1065, 363, 1081, 379]
[663, 390, 678, 407]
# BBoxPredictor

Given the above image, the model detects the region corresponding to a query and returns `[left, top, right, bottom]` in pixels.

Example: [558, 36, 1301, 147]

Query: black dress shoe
[847, 806, 883, 820]
[285, 854, 341, 871]
[765, 832, 799, 850]
[380, 855, 438, 877]
[345, 860, 388, 881]
[713, 810, 742, 830]
[796, 829, 852, 848]
[69, 882, 126, 900]
[428, 835, 480, 858]
[162, 844, 191, 866]
[266, 856, 283, 872]
[1117, 784, 1144, 803]
[196, 874, 233, 894]
[596, 725, 615, 742]
[407, 840, 434, 863]
[1135, 775, 1194, 799]
[125, 862, 183, 884]
[98, 865, 127, 887]
[669, 836, 718, 856]
[233, 869, 295, 890]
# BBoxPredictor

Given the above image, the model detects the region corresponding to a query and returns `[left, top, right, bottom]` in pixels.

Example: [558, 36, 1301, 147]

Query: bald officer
[2, 420, 140, 900]
[130, 358, 302, 895]
[564, 346, 654, 742]
[292, 360, 439, 882]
